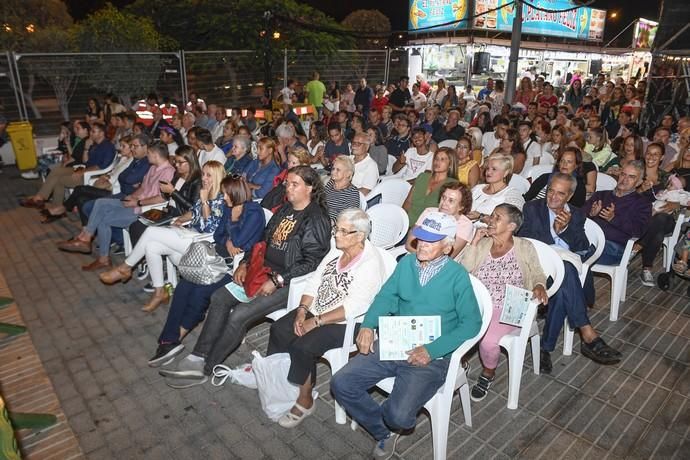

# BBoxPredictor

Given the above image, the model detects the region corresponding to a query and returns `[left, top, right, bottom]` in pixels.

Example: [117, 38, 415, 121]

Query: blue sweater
[362, 254, 482, 359]
[213, 201, 265, 255]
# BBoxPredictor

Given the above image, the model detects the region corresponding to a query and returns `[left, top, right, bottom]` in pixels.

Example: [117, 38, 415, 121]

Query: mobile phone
[159, 180, 168, 184]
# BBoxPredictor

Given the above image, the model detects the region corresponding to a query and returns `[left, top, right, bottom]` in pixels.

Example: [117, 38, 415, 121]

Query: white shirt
[411, 92, 427, 111]
[167, 142, 179, 157]
[523, 138, 542, 162]
[280, 87, 294, 105]
[352, 155, 379, 194]
[397, 147, 433, 181]
[198, 145, 226, 167]
[481, 131, 501, 157]
[471, 184, 525, 215]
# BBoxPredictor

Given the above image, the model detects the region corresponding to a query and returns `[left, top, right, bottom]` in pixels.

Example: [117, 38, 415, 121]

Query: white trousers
[125, 226, 197, 287]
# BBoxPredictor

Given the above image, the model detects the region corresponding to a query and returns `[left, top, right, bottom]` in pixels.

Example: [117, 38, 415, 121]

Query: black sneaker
[143, 283, 155, 293]
[540, 350, 553, 374]
[148, 343, 185, 367]
[580, 337, 622, 365]
[470, 374, 495, 402]
[136, 262, 149, 280]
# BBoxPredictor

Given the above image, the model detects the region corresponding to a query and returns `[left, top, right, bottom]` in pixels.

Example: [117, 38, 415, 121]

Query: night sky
[64, 0, 663, 41]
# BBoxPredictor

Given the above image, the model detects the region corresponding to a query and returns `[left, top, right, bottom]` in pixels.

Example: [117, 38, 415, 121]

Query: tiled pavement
[0, 166, 688, 459]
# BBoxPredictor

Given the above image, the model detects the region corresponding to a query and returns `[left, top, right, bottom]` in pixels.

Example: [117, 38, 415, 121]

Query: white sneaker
[21, 171, 40, 180]
[640, 269, 655, 287]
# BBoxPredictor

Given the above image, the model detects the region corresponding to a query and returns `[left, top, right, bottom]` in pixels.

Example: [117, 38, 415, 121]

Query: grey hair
[233, 134, 251, 152]
[442, 235, 456, 248]
[337, 208, 370, 239]
[626, 160, 645, 177]
[549, 172, 577, 194]
[132, 133, 150, 147]
[333, 155, 355, 179]
[275, 122, 296, 139]
[495, 203, 524, 232]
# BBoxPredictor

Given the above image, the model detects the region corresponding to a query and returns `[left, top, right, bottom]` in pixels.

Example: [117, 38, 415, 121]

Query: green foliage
[341, 9, 391, 50]
[72, 3, 176, 52]
[126, 0, 352, 52]
[0, 0, 73, 51]
[68, 4, 178, 102]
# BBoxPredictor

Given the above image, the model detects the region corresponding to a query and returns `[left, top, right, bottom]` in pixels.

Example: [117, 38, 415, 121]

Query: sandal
[672, 260, 688, 276]
[277, 401, 316, 428]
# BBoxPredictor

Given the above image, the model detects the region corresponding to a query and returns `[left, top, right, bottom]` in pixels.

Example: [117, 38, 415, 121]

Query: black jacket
[165, 174, 201, 216]
[517, 199, 590, 252]
[242, 200, 331, 284]
[524, 172, 587, 208]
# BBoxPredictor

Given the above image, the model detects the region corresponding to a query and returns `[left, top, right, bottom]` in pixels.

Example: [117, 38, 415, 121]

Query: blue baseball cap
[412, 211, 456, 242]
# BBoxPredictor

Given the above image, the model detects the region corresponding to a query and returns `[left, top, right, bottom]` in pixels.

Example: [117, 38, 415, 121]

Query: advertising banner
[633, 18, 658, 49]
[409, 0, 471, 33]
[472, 0, 607, 41]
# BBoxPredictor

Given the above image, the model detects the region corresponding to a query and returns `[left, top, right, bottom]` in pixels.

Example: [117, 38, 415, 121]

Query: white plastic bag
[251, 351, 317, 421]
[211, 363, 257, 389]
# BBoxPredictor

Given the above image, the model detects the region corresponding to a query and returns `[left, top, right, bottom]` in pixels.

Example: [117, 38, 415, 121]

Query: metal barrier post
[179, 50, 187, 108]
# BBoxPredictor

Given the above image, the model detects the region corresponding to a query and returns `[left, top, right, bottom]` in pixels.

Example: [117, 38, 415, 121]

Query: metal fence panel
[183, 51, 275, 110]
[286, 50, 388, 91]
[13, 52, 182, 135]
[0, 53, 22, 123]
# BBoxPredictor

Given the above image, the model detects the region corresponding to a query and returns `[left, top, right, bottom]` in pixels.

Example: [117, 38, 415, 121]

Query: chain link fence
[2, 49, 402, 135]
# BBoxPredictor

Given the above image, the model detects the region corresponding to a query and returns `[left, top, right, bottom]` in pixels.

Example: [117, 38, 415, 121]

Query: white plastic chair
[385, 155, 397, 176]
[662, 211, 688, 272]
[322, 248, 397, 424]
[437, 139, 458, 149]
[590, 238, 637, 321]
[366, 204, 409, 249]
[508, 174, 531, 195]
[527, 165, 554, 182]
[366, 178, 411, 208]
[358, 192, 368, 211]
[595, 173, 617, 191]
[563, 219, 607, 355]
[497, 239, 564, 410]
[371, 275, 493, 460]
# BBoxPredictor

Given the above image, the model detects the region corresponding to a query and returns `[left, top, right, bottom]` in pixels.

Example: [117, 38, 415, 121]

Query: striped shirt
[415, 255, 449, 286]
[324, 180, 361, 224]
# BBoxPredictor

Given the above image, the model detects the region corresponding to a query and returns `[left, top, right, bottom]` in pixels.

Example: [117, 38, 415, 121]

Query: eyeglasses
[457, 145, 470, 150]
[332, 227, 359, 236]
[351, 141, 369, 147]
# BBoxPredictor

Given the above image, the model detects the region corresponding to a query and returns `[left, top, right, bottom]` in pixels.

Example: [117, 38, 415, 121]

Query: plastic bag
[211, 363, 257, 389]
[251, 351, 317, 421]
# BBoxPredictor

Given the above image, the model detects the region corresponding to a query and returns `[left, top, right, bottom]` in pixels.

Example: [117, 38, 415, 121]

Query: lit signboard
[473, 0, 606, 41]
[409, 0, 607, 41]
[409, 0, 471, 33]
[633, 18, 658, 49]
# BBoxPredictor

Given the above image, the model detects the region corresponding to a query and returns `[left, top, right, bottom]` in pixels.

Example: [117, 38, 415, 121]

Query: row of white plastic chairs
[122, 196, 681, 460]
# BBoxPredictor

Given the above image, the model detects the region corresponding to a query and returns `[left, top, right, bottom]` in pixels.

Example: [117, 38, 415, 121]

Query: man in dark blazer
[518, 173, 622, 373]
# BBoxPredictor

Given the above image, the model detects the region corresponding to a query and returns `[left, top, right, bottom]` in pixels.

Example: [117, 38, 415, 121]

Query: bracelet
[137, 199, 142, 207]
[201, 201, 209, 206]
[315, 315, 322, 327]
[297, 304, 310, 313]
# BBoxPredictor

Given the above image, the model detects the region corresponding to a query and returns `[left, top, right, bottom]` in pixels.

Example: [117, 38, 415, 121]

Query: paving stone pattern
[0, 167, 688, 459]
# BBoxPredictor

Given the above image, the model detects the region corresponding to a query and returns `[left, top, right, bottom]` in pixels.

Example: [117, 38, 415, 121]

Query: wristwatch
[137, 199, 142, 207]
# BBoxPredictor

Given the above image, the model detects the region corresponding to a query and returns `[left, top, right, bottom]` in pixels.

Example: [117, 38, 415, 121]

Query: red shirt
[371, 96, 389, 114]
[419, 81, 431, 95]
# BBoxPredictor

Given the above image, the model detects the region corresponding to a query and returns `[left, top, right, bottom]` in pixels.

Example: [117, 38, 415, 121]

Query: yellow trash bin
[6, 122, 37, 171]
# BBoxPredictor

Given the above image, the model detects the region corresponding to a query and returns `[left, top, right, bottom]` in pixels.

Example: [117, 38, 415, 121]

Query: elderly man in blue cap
[331, 211, 482, 459]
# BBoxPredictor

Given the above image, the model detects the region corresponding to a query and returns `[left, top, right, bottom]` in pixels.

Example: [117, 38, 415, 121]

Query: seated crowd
[16, 73, 690, 458]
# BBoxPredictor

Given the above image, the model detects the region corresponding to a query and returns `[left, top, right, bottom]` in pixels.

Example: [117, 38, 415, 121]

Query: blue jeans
[542, 262, 591, 352]
[331, 342, 450, 441]
[83, 195, 124, 247]
[596, 240, 625, 266]
[85, 198, 138, 256]
[158, 275, 232, 344]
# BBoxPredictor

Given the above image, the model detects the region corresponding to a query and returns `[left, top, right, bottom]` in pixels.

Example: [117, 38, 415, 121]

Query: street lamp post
[505, 0, 523, 105]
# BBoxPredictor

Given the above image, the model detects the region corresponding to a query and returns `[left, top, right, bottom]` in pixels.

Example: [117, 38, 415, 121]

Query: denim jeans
[84, 198, 137, 256]
[330, 342, 450, 441]
[596, 240, 625, 266]
[158, 275, 232, 344]
[541, 262, 591, 352]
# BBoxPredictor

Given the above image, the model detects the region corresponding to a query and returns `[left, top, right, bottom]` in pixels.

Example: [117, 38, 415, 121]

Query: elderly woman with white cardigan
[468, 153, 525, 221]
[266, 208, 391, 428]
